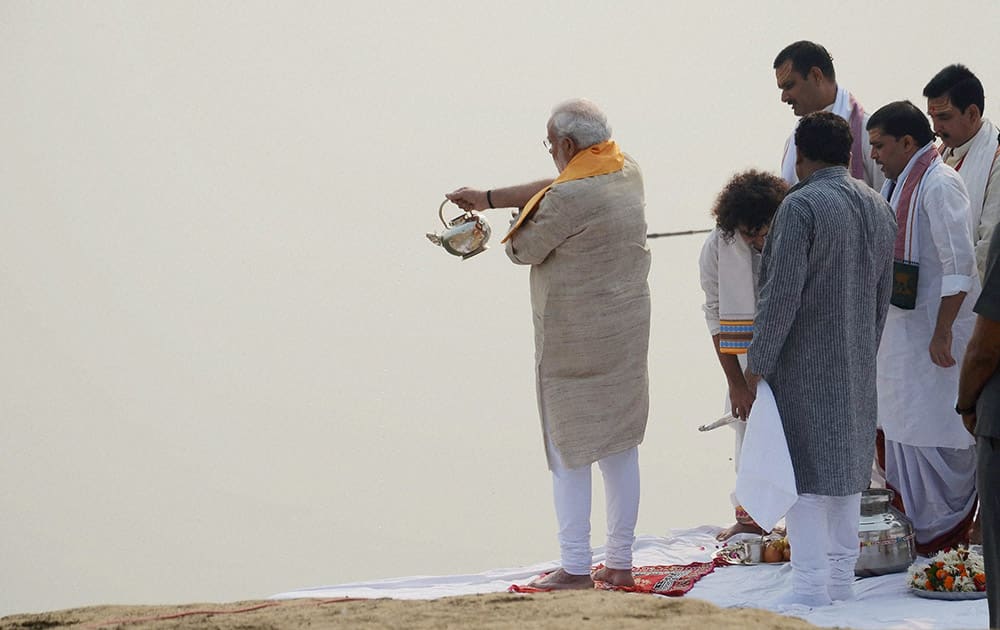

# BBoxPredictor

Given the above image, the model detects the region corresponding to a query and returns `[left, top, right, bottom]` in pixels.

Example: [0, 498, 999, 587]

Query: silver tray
[712, 538, 789, 565]
[911, 588, 987, 600]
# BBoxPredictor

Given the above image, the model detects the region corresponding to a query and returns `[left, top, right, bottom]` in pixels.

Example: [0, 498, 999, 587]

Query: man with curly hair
[698, 170, 789, 540]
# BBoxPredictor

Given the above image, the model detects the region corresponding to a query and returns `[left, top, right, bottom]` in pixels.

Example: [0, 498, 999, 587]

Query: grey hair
[549, 98, 612, 148]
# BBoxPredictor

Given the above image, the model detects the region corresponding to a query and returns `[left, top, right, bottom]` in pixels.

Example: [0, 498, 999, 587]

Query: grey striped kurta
[505, 155, 651, 470]
[748, 166, 896, 496]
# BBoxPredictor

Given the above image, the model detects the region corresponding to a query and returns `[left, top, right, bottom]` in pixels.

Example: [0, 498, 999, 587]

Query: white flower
[907, 547, 987, 592]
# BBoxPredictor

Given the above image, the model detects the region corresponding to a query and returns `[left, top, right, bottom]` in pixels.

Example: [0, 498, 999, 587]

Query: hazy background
[3, 0, 1000, 617]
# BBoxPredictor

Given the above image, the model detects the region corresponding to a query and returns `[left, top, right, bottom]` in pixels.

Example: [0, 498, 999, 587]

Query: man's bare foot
[528, 568, 594, 590]
[716, 521, 767, 541]
[592, 566, 635, 587]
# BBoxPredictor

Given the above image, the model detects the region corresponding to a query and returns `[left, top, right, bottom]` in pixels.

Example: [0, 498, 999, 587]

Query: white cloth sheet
[271, 526, 989, 629]
[716, 231, 757, 326]
[735, 380, 797, 531]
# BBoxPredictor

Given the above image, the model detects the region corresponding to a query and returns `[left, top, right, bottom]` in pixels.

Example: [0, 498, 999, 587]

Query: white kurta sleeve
[922, 173, 976, 296]
[975, 159, 1000, 275]
[699, 230, 721, 335]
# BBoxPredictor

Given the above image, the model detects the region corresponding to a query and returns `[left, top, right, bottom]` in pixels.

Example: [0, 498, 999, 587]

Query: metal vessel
[855, 488, 916, 577]
[426, 200, 491, 259]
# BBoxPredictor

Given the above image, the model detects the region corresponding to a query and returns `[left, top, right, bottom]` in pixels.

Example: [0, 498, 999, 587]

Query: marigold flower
[909, 547, 986, 593]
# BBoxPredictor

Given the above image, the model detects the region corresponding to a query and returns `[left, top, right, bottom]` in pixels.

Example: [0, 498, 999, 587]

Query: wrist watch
[955, 402, 977, 415]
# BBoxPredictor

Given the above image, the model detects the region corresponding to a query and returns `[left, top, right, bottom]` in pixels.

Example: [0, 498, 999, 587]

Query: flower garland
[908, 547, 986, 593]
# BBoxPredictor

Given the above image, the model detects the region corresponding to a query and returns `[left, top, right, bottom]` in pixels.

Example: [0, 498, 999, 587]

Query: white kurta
[877, 143, 980, 449]
[506, 155, 650, 470]
[698, 229, 761, 469]
[941, 118, 1000, 277]
[780, 86, 886, 191]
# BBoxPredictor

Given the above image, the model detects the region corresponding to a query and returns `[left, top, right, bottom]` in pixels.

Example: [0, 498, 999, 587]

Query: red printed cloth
[508, 581, 556, 594]
[508, 560, 725, 596]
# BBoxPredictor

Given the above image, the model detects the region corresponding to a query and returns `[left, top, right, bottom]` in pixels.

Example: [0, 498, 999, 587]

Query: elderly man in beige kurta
[446, 98, 651, 590]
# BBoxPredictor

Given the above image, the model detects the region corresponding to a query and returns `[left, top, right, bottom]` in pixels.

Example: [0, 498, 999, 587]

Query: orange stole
[501, 140, 625, 243]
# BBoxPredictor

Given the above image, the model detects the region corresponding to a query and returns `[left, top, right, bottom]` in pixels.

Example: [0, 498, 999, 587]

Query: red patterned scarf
[891, 145, 941, 264]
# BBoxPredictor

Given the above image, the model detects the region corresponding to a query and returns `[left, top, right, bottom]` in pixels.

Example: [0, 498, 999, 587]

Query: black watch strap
[955, 402, 977, 415]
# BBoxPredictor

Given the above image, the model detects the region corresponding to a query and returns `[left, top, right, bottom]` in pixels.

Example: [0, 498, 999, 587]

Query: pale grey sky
[3, 0, 1000, 616]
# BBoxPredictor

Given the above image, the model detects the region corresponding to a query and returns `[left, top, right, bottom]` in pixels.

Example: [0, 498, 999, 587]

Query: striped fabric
[889, 144, 940, 264]
[719, 319, 754, 354]
[748, 167, 897, 495]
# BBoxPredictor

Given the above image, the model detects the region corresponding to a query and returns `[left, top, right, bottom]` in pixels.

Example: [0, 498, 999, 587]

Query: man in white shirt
[924, 64, 1000, 280]
[773, 41, 884, 191]
[868, 101, 980, 555]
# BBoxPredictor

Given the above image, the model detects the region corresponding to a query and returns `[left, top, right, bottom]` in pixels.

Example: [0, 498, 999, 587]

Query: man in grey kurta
[748, 112, 896, 607]
[445, 98, 650, 590]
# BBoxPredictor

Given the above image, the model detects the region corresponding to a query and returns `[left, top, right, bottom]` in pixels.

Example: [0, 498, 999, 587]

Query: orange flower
[937, 562, 945, 568]
[936, 569, 947, 579]
[925, 580, 934, 590]
[944, 576, 955, 590]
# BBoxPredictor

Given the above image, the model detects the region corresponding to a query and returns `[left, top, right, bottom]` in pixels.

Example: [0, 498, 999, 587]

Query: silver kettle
[426, 200, 491, 259]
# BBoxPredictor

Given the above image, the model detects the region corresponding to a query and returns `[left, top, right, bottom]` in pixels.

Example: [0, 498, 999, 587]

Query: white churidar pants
[785, 492, 862, 606]
[546, 438, 640, 575]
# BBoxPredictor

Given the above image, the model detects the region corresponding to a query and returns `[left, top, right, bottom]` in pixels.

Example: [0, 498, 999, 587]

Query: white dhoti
[547, 437, 639, 575]
[885, 441, 977, 547]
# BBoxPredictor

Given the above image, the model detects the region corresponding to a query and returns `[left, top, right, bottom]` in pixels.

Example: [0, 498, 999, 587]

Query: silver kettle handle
[439, 199, 452, 227]
[440, 199, 480, 227]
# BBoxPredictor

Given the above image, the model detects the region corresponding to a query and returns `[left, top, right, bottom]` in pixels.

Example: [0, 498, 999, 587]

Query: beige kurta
[505, 154, 651, 470]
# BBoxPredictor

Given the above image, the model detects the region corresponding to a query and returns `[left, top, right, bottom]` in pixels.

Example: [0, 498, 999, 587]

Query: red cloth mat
[508, 559, 726, 596]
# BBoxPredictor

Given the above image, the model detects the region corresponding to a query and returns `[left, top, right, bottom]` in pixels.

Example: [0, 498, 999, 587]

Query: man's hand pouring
[445, 187, 489, 213]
